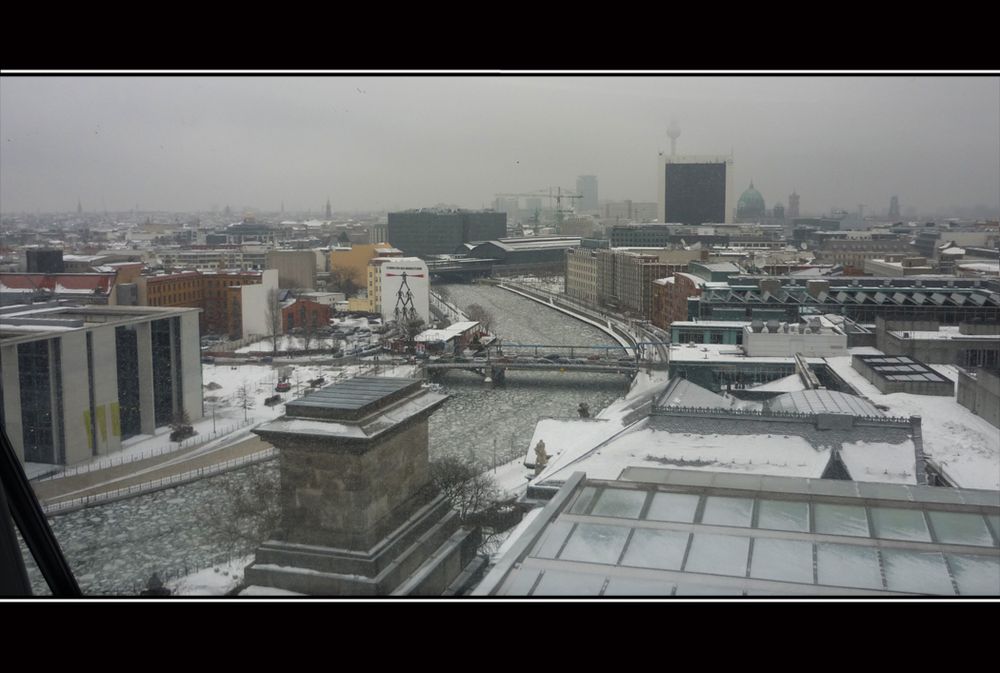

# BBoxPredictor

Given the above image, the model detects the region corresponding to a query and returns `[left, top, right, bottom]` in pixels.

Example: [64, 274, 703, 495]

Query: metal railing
[37, 419, 253, 482]
[43, 448, 278, 516]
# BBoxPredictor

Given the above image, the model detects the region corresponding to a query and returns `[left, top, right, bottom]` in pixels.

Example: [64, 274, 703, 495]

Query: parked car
[275, 381, 291, 392]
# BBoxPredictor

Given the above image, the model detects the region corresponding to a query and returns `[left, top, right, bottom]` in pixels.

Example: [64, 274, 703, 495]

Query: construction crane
[494, 187, 583, 228]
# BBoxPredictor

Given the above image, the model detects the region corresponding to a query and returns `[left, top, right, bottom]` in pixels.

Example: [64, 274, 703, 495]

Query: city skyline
[1, 75, 998, 218]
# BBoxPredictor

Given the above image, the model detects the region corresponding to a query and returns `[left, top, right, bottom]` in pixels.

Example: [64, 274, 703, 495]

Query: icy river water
[29, 283, 627, 595]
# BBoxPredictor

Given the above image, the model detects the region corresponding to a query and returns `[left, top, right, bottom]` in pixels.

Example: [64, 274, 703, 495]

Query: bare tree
[264, 287, 282, 356]
[204, 461, 281, 558]
[329, 268, 361, 298]
[430, 454, 518, 554]
[465, 303, 494, 335]
[234, 380, 255, 422]
[400, 315, 425, 342]
[301, 307, 319, 352]
[431, 455, 499, 522]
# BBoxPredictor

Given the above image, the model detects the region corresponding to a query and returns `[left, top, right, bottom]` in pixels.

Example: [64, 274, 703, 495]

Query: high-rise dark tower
[325, 197, 332, 219]
[77, 198, 82, 214]
[888, 195, 901, 220]
[788, 191, 800, 219]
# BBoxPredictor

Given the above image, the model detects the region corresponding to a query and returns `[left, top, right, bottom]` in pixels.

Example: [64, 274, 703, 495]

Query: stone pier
[243, 377, 480, 595]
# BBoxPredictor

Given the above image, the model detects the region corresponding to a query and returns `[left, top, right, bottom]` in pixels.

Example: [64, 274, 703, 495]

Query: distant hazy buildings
[788, 191, 801, 219]
[576, 175, 599, 212]
[387, 209, 506, 257]
[657, 155, 735, 225]
[889, 196, 901, 220]
[736, 182, 767, 221]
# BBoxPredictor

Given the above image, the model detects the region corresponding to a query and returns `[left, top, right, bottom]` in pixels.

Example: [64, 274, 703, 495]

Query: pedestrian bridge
[423, 343, 640, 382]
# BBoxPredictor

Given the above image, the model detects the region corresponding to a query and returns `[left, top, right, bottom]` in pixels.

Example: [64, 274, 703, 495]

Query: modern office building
[565, 247, 599, 306]
[691, 276, 1000, 324]
[387, 209, 506, 257]
[609, 224, 729, 248]
[1, 304, 203, 466]
[657, 155, 735, 225]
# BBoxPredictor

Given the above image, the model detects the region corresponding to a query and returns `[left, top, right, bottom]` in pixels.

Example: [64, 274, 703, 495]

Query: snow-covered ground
[167, 555, 253, 596]
[33, 358, 421, 480]
[234, 316, 382, 354]
[501, 275, 565, 296]
[825, 355, 1000, 490]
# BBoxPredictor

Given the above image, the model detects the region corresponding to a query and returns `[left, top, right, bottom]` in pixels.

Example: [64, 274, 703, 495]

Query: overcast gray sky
[1, 75, 997, 217]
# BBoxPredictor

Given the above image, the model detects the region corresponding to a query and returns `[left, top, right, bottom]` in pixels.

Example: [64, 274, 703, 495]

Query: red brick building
[651, 272, 706, 329]
[282, 298, 333, 332]
[137, 269, 265, 335]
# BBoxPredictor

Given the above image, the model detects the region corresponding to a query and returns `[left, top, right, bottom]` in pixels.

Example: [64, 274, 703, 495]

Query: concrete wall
[879, 331, 1000, 366]
[58, 331, 92, 465]
[960, 322, 1000, 335]
[240, 269, 279, 339]
[0, 343, 24, 461]
[744, 328, 847, 357]
[957, 368, 1000, 428]
[267, 250, 316, 290]
[89, 324, 122, 456]
[179, 311, 204, 422]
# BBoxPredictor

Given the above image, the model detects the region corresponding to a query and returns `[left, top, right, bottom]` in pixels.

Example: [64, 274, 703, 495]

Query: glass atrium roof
[476, 470, 1000, 597]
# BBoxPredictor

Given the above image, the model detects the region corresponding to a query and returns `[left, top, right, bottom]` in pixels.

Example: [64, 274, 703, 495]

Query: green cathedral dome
[737, 181, 766, 219]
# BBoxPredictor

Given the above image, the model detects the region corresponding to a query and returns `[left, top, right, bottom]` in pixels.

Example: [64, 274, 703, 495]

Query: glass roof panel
[750, 538, 814, 584]
[530, 520, 575, 559]
[701, 496, 754, 528]
[927, 511, 996, 547]
[946, 554, 1000, 596]
[533, 570, 607, 596]
[645, 492, 700, 523]
[816, 543, 884, 590]
[590, 488, 647, 519]
[685, 533, 750, 577]
[814, 503, 870, 538]
[568, 486, 598, 515]
[757, 499, 810, 532]
[559, 523, 630, 565]
[882, 549, 956, 595]
[498, 568, 542, 596]
[870, 507, 932, 542]
[621, 529, 689, 571]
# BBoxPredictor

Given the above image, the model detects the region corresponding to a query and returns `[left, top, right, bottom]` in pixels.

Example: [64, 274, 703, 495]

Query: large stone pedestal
[244, 377, 480, 596]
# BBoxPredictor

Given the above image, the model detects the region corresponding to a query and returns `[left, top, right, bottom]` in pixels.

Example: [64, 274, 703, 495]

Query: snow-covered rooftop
[414, 320, 480, 343]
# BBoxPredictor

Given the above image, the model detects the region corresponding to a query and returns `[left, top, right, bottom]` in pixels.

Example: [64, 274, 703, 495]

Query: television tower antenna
[666, 120, 681, 156]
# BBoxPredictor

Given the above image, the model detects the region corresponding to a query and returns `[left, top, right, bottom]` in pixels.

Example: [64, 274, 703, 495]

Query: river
[28, 282, 630, 595]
